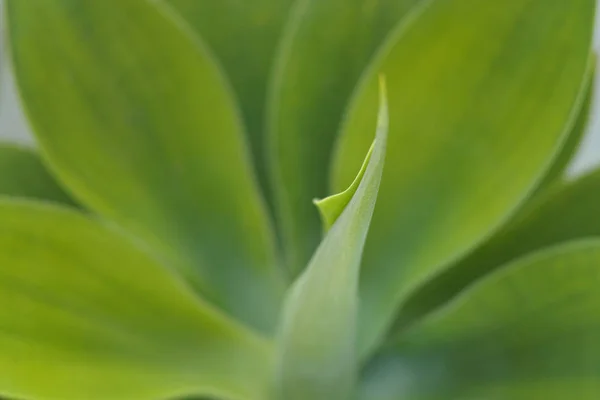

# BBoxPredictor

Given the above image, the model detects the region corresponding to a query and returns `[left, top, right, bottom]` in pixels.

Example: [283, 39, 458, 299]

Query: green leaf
[274, 78, 388, 400]
[314, 142, 374, 232]
[164, 0, 295, 203]
[268, 0, 423, 277]
[0, 1, 4, 95]
[389, 54, 596, 334]
[359, 240, 600, 400]
[330, 0, 595, 356]
[0, 143, 77, 206]
[536, 54, 596, 191]
[6, 0, 283, 333]
[394, 165, 600, 331]
[0, 200, 272, 400]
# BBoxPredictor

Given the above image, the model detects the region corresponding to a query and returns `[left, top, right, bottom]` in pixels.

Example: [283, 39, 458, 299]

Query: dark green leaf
[164, 0, 295, 206]
[6, 0, 283, 333]
[360, 240, 600, 400]
[330, 0, 595, 356]
[0, 143, 77, 206]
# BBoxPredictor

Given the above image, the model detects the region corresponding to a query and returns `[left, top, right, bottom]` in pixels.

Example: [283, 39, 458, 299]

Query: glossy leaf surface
[275, 80, 388, 400]
[6, 0, 283, 333]
[395, 166, 600, 329]
[0, 201, 272, 400]
[0, 144, 76, 205]
[269, 0, 423, 276]
[331, 0, 595, 355]
[360, 240, 600, 400]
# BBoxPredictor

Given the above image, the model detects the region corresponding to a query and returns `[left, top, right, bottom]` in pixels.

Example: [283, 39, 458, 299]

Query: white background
[1, 1, 599, 175]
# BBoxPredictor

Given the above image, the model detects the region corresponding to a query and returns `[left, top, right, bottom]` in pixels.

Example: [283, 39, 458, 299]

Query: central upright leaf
[268, 0, 423, 277]
[275, 79, 388, 400]
[6, 0, 283, 333]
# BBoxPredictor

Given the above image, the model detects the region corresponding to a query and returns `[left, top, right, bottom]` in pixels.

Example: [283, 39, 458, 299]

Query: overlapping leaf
[359, 240, 600, 400]
[165, 0, 295, 198]
[6, 0, 283, 333]
[0, 144, 77, 205]
[0, 201, 272, 400]
[275, 80, 388, 400]
[268, 0, 423, 276]
[536, 58, 596, 190]
[395, 165, 600, 329]
[314, 142, 374, 233]
[331, 0, 596, 355]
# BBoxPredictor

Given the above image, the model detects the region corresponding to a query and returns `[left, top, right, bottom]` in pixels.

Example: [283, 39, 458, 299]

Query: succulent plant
[1, 0, 600, 399]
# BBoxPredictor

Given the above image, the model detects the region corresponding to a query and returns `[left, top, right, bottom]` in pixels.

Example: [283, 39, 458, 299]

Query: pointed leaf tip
[313, 77, 389, 232]
[329, 0, 595, 358]
[275, 78, 389, 400]
[313, 143, 375, 232]
[378, 74, 388, 102]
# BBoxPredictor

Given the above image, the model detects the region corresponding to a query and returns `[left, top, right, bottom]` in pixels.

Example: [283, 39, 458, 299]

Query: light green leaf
[388, 56, 595, 333]
[359, 240, 600, 400]
[395, 165, 600, 330]
[0, 200, 272, 400]
[6, 0, 283, 333]
[268, 0, 423, 277]
[0, 143, 77, 206]
[274, 78, 388, 400]
[314, 142, 374, 232]
[331, 0, 595, 356]
[164, 0, 295, 205]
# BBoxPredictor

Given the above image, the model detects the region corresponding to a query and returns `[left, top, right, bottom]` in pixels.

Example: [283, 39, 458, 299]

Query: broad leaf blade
[360, 240, 600, 400]
[6, 0, 283, 333]
[165, 0, 295, 200]
[0, 143, 77, 205]
[268, 0, 423, 276]
[0, 201, 272, 400]
[331, 0, 595, 355]
[275, 79, 388, 400]
[395, 165, 600, 330]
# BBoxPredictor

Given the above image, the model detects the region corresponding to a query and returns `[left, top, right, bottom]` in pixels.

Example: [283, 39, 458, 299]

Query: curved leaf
[536, 55, 596, 191]
[268, 0, 423, 276]
[359, 240, 600, 400]
[275, 78, 388, 400]
[164, 0, 295, 201]
[0, 143, 77, 205]
[6, 0, 283, 333]
[0, 200, 272, 400]
[394, 165, 600, 330]
[331, 0, 595, 355]
[313, 142, 374, 232]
